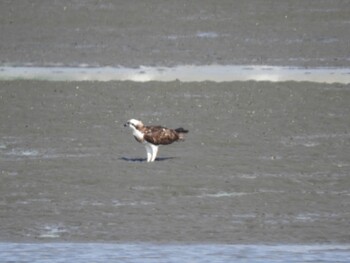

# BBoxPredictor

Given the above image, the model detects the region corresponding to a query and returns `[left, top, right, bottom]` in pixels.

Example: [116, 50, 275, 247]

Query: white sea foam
[281, 133, 350, 147]
[38, 224, 68, 238]
[2, 147, 98, 160]
[197, 191, 252, 198]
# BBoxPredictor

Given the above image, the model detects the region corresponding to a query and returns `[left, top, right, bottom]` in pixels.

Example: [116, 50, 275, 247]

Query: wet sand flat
[1, 80, 350, 243]
[1, 0, 350, 246]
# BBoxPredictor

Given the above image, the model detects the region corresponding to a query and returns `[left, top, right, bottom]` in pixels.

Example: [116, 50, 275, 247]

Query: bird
[124, 119, 189, 162]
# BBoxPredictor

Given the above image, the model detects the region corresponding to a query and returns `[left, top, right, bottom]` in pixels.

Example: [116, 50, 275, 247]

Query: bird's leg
[150, 145, 159, 162]
[145, 144, 152, 162]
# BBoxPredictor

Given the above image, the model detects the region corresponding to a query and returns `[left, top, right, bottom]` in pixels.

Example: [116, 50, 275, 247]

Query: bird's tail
[175, 128, 189, 140]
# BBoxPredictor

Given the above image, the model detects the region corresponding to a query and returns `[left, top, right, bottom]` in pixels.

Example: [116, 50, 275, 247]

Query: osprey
[124, 119, 189, 162]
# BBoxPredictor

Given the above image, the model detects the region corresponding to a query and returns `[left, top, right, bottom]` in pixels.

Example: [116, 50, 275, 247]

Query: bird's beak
[124, 122, 129, 127]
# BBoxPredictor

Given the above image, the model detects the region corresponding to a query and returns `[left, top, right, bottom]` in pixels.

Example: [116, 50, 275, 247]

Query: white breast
[132, 128, 144, 142]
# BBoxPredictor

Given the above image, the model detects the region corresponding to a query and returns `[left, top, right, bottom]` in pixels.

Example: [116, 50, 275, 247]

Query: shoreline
[1, 65, 350, 83]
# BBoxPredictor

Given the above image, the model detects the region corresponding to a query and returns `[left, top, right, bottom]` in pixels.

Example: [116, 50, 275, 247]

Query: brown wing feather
[142, 126, 179, 145]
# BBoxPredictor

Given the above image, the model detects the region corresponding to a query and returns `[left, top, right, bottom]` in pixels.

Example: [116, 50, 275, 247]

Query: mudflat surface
[1, 0, 350, 67]
[1, 80, 350, 243]
[1, 0, 350, 244]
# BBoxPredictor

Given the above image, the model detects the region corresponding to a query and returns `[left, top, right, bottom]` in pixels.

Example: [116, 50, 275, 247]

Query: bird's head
[124, 119, 144, 130]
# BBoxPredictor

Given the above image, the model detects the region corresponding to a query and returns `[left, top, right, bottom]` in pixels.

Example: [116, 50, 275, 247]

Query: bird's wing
[143, 126, 179, 145]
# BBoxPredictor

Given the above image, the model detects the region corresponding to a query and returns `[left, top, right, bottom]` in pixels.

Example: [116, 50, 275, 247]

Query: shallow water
[1, 65, 350, 83]
[1, 243, 350, 263]
[1, 1, 350, 68]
